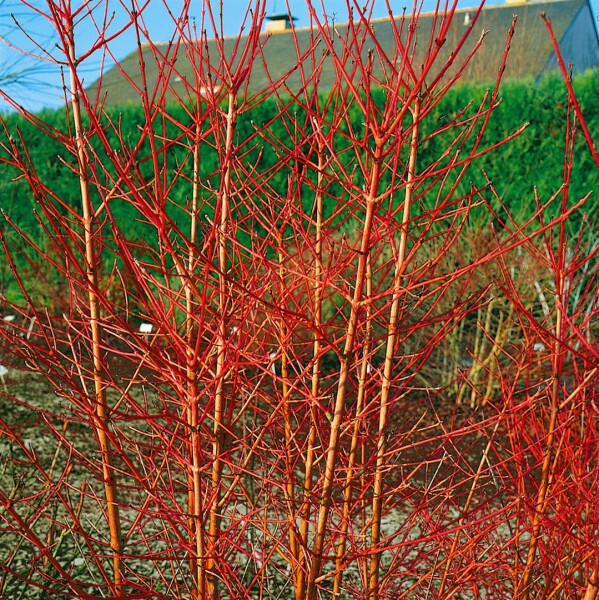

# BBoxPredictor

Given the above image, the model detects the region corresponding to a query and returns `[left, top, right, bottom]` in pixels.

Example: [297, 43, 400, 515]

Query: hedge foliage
[0, 69, 597, 303]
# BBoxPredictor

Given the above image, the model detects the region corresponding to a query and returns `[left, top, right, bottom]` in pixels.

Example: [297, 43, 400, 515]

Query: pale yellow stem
[369, 101, 419, 600]
[65, 15, 123, 595]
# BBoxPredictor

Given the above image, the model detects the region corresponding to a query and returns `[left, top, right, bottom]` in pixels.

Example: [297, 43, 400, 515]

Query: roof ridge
[147, 0, 583, 46]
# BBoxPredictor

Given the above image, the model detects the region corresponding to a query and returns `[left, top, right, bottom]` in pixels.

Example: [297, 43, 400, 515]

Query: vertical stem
[276, 240, 301, 586]
[583, 556, 599, 600]
[518, 379, 560, 599]
[297, 143, 324, 599]
[482, 302, 513, 406]
[65, 13, 122, 595]
[305, 143, 384, 600]
[451, 318, 466, 393]
[187, 117, 207, 598]
[467, 297, 494, 408]
[332, 252, 372, 598]
[519, 91, 572, 600]
[368, 101, 419, 600]
[207, 91, 237, 594]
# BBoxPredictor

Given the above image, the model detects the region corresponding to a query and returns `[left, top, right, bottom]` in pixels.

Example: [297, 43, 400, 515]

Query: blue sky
[1, 0, 598, 112]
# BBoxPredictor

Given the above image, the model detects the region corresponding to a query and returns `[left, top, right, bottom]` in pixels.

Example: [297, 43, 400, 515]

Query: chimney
[265, 13, 297, 33]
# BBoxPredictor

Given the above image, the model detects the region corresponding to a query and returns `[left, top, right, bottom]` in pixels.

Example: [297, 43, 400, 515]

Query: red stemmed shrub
[0, 1, 597, 598]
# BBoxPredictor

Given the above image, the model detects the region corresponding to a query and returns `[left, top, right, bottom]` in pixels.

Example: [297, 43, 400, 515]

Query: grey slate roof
[86, 0, 599, 106]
